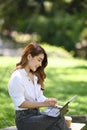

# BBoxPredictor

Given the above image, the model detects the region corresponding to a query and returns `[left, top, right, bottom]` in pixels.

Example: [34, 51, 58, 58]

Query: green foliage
[30, 12, 86, 51]
[0, 0, 87, 52]
[10, 11, 86, 52]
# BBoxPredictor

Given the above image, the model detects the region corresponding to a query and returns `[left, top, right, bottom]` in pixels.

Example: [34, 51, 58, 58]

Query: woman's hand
[44, 98, 58, 107]
[55, 104, 63, 109]
[55, 104, 69, 113]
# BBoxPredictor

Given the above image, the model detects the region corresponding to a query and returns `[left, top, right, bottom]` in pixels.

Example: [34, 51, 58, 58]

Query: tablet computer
[41, 95, 77, 117]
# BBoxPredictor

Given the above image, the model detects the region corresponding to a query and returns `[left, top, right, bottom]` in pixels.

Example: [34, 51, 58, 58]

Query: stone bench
[1, 123, 86, 130]
[0, 126, 17, 130]
[71, 123, 86, 130]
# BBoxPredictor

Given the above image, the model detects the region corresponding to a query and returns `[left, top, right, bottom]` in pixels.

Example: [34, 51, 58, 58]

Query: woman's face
[28, 53, 44, 71]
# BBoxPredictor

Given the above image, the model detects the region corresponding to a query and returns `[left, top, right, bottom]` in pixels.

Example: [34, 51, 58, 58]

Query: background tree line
[0, 0, 87, 54]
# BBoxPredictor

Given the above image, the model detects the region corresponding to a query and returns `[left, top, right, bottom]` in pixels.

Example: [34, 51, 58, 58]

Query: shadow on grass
[68, 65, 87, 69]
[0, 106, 15, 128]
[0, 87, 9, 96]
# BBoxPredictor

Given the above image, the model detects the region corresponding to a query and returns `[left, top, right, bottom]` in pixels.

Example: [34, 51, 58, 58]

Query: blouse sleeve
[37, 88, 47, 102]
[8, 75, 25, 107]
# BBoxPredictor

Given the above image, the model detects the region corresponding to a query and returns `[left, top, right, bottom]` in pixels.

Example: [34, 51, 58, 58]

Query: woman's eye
[38, 59, 41, 62]
[38, 58, 41, 62]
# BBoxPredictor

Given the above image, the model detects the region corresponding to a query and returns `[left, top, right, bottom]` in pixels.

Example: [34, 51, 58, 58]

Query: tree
[0, 0, 87, 52]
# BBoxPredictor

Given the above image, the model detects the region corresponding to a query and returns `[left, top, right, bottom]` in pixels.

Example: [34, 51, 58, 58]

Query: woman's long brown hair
[15, 42, 48, 90]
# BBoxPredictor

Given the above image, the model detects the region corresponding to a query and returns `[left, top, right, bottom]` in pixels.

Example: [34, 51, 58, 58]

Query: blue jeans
[15, 109, 70, 130]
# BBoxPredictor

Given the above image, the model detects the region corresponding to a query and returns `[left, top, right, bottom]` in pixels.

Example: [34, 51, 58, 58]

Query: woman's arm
[19, 98, 58, 109]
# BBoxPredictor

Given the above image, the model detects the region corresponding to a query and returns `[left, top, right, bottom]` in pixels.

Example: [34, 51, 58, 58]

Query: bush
[16, 11, 85, 52]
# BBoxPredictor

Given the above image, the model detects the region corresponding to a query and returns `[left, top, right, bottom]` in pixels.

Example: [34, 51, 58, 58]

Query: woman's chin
[32, 68, 37, 72]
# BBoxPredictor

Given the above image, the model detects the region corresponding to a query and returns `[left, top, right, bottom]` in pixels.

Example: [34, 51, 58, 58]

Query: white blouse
[8, 68, 47, 110]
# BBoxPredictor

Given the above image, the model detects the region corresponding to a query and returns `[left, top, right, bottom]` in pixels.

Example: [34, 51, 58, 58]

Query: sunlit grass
[41, 43, 72, 58]
[0, 56, 87, 128]
[45, 57, 87, 116]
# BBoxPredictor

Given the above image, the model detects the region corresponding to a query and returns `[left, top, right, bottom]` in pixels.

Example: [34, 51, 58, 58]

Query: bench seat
[1, 122, 86, 130]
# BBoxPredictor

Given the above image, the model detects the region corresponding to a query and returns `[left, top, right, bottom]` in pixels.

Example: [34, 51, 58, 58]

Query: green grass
[45, 57, 87, 114]
[0, 55, 87, 128]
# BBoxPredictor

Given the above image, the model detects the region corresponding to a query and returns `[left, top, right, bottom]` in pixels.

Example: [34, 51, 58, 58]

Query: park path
[0, 38, 22, 56]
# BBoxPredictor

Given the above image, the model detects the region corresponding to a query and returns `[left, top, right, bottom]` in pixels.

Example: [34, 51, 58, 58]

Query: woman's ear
[27, 54, 31, 61]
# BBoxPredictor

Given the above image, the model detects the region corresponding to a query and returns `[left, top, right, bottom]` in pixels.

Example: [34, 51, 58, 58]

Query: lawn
[0, 51, 87, 128]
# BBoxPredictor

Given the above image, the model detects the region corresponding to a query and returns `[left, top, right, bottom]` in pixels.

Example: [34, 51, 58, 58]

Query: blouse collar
[21, 68, 38, 81]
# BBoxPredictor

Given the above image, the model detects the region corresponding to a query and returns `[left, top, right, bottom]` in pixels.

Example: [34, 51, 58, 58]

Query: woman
[8, 42, 69, 130]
